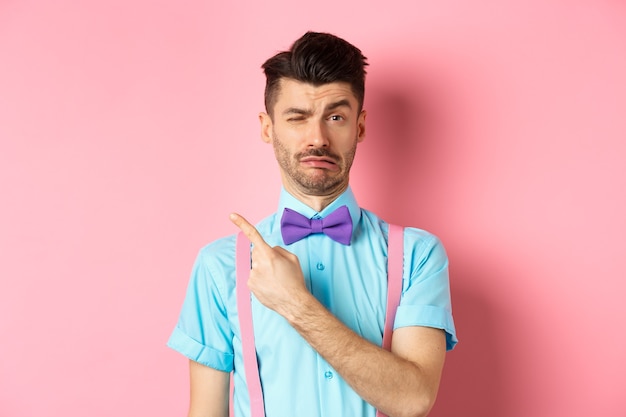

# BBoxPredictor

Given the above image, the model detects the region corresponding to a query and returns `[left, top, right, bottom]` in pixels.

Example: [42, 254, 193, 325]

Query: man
[168, 31, 457, 417]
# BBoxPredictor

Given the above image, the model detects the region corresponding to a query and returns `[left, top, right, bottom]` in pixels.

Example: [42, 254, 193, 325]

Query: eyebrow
[325, 99, 352, 112]
[281, 99, 353, 117]
[282, 107, 313, 117]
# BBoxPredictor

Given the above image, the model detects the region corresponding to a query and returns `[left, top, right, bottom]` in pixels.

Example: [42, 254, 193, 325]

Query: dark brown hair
[261, 32, 368, 117]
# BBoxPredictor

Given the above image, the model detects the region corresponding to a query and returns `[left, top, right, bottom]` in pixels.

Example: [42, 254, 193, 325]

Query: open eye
[329, 115, 344, 122]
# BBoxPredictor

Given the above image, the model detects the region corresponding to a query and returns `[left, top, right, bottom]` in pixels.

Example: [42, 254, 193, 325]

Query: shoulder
[360, 209, 444, 249]
[402, 227, 444, 253]
[360, 209, 447, 266]
[196, 233, 237, 267]
[195, 212, 277, 266]
[188, 234, 238, 294]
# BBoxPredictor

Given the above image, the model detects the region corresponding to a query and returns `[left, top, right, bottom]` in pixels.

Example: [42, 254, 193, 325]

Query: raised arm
[229, 213, 446, 417]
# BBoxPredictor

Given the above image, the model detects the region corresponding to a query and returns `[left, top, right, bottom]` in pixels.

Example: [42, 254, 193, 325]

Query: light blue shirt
[168, 187, 457, 417]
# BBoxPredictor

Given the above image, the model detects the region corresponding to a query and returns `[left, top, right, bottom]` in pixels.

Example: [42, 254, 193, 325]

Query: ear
[357, 110, 367, 143]
[259, 112, 273, 144]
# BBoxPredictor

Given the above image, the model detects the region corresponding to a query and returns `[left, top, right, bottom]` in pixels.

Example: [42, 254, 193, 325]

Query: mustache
[296, 148, 340, 160]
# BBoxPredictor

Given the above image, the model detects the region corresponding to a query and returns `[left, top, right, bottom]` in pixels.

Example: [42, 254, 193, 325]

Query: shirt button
[324, 371, 334, 380]
[316, 262, 325, 271]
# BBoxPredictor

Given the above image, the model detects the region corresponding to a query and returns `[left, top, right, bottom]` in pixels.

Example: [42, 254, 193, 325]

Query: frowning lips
[299, 155, 339, 170]
[297, 149, 340, 170]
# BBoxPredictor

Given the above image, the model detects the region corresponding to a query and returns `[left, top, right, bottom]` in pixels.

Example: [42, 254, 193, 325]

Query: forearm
[282, 293, 442, 417]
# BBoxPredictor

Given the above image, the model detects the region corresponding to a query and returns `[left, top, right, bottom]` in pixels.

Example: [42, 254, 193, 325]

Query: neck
[282, 180, 349, 212]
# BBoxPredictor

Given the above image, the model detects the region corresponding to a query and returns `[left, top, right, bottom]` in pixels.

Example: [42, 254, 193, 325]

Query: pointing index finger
[229, 213, 270, 249]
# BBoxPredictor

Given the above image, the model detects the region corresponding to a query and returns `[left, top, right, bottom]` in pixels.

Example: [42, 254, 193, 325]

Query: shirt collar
[277, 186, 362, 234]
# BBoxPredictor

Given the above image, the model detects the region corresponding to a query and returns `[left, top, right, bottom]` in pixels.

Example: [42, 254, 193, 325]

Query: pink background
[1, 1, 625, 416]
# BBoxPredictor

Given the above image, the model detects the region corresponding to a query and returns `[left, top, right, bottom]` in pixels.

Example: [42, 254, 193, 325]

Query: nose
[306, 120, 329, 148]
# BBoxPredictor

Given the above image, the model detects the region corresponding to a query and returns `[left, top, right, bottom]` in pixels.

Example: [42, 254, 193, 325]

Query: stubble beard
[272, 132, 357, 196]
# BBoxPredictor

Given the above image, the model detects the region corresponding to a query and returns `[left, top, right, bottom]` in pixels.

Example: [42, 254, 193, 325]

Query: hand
[229, 213, 310, 317]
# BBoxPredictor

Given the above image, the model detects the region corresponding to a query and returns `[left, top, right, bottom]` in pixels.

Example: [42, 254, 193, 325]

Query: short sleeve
[167, 242, 235, 371]
[394, 229, 458, 350]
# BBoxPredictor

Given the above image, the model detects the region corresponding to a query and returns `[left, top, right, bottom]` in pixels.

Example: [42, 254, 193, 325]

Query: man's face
[260, 79, 366, 197]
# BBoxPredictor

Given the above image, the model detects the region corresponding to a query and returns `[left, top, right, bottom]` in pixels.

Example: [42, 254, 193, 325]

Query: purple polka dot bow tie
[280, 205, 353, 245]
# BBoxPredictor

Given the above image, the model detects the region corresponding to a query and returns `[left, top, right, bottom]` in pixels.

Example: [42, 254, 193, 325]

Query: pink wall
[1, 1, 625, 416]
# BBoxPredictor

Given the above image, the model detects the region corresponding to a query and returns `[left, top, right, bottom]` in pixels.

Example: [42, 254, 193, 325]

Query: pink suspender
[382, 223, 404, 351]
[235, 224, 404, 417]
[236, 232, 265, 417]
[376, 223, 404, 417]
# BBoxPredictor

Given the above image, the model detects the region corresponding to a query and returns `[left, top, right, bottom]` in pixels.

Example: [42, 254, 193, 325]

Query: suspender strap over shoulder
[382, 223, 404, 351]
[376, 223, 405, 417]
[236, 232, 265, 417]
[235, 224, 404, 417]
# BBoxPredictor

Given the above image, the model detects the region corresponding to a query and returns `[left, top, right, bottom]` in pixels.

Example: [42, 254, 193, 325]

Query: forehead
[274, 79, 358, 111]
